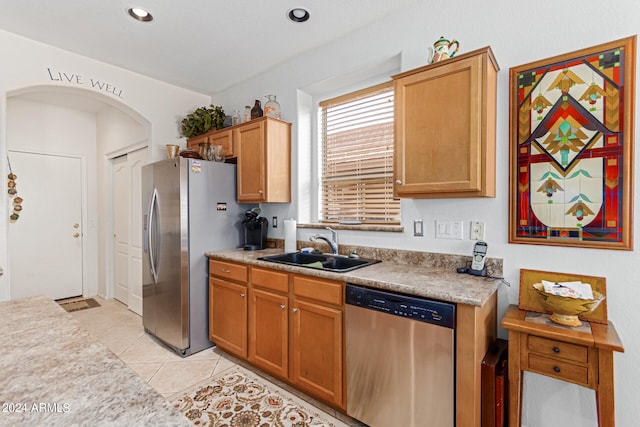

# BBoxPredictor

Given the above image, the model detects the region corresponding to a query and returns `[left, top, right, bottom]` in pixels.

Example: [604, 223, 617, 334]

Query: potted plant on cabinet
[180, 104, 225, 138]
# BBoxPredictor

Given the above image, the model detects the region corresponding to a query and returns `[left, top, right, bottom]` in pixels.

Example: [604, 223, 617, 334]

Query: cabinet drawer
[293, 275, 343, 306]
[251, 267, 289, 293]
[528, 353, 589, 386]
[210, 260, 248, 283]
[528, 335, 588, 363]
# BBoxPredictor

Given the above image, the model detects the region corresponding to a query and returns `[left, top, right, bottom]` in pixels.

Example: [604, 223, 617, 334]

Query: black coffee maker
[243, 207, 268, 250]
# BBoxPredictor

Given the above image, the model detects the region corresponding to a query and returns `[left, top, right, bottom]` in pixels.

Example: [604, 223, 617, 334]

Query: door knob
[73, 233, 80, 238]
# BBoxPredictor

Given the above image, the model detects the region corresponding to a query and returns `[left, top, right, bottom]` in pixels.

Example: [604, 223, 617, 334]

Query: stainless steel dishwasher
[346, 284, 456, 427]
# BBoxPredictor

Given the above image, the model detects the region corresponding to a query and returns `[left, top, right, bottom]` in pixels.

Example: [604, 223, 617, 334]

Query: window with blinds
[319, 82, 400, 223]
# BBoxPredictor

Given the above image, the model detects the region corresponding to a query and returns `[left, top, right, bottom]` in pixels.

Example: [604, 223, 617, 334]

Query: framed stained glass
[509, 36, 636, 250]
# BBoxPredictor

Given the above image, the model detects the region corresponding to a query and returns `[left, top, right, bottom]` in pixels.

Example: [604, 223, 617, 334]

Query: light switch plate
[435, 219, 463, 239]
[413, 220, 424, 236]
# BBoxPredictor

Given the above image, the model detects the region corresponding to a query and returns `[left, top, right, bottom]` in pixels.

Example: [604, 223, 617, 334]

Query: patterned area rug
[171, 366, 340, 427]
[57, 297, 101, 312]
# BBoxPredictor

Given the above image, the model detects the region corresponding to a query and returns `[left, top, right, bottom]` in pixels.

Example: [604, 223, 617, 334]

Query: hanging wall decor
[7, 156, 23, 222]
[509, 36, 636, 250]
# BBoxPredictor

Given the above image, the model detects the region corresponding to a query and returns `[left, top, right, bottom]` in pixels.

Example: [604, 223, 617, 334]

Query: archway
[5, 84, 151, 312]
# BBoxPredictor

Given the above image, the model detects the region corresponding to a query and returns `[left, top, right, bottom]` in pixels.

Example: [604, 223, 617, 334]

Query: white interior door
[112, 147, 146, 314]
[8, 151, 83, 300]
[113, 155, 130, 305]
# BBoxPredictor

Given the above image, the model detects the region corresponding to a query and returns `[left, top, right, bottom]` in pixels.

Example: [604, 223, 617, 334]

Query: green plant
[180, 104, 225, 138]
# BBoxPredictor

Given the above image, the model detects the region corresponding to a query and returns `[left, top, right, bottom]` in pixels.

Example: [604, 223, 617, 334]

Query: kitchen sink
[258, 252, 380, 272]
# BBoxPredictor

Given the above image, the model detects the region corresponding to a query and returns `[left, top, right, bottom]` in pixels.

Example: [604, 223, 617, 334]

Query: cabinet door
[394, 48, 497, 198]
[236, 120, 266, 202]
[248, 288, 289, 378]
[291, 297, 344, 408]
[186, 133, 208, 150]
[209, 129, 235, 159]
[209, 278, 247, 358]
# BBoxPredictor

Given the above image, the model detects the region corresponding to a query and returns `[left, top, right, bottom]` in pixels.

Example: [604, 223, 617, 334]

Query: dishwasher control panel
[346, 284, 455, 328]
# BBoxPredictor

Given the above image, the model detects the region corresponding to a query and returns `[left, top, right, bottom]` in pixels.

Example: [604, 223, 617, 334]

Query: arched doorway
[5, 85, 151, 313]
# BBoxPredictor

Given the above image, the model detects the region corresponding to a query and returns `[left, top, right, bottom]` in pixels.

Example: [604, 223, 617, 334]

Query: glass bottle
[243, 105, 252, 122]
[232, 110, 241, 126]
[264, 95, 281, 119]
[251, 100, 263, 119]
[213, 144, 226, 162]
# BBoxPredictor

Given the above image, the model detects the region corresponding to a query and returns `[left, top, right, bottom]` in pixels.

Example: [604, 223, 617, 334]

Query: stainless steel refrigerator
[142, 157, 249, 357]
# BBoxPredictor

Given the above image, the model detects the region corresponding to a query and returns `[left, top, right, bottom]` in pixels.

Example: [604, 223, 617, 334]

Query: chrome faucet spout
[309, 227, 339, 255]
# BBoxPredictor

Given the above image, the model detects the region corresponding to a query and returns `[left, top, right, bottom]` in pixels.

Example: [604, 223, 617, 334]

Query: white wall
[0, 29, 211, 300]
[213, 1, 640, 425]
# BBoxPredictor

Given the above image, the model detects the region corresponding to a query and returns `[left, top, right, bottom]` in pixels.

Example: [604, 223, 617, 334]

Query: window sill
[297, 222, 404, 233]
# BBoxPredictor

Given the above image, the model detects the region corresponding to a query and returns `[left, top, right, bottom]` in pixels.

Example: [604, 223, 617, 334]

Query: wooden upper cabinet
[236, 117, 291, 203]
[208, 128, 234, 158]
[186, 128, 235, 158]
[393, 46, 499, 198]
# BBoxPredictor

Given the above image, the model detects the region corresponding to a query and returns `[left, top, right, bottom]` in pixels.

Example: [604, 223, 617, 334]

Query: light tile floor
[70, 297, 362, 427]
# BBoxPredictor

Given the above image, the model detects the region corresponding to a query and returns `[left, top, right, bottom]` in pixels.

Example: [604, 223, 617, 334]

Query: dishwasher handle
[346, 284, 455, 329]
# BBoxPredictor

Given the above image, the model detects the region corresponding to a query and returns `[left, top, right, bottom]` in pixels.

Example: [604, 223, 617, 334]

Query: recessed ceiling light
[287, 7, 310, 23]
[128, 7, 153, 22]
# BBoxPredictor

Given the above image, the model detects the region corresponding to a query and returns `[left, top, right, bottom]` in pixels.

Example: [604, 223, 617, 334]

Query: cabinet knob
[220, 268, 231, 273]
[279, 305, 286, 310]
[292, 308, 298, 313]
[73, 233, 80, 238]
[240, 293, 245, 298]
[395, 179, 403, 185]
[552, 346, 560, 353]
[258, 190, 263, 194]
[553, 366, 561, 373]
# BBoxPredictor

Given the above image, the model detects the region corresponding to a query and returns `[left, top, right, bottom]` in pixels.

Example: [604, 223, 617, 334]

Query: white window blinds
[319, 82, 400, 223]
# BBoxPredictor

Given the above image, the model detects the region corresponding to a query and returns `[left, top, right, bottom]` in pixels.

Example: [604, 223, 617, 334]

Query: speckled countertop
[206, 247, 502, 307]
[0, 296, 191, 427]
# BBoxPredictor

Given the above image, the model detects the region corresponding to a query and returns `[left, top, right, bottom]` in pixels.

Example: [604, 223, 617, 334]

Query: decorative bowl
[532, 282, 605, 327]
[179, 149, 201, 159]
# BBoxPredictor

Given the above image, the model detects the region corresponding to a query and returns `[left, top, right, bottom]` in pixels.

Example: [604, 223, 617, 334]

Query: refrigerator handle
[147, 188, 159, 284]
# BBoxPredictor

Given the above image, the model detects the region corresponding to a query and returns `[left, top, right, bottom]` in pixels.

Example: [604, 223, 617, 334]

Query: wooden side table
[501, 305, 624, 427]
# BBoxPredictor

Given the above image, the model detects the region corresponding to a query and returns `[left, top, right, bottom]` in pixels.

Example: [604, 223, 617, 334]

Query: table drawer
[528, 353, 589, 386]
[210, 260, 248, 283]
[528, 335, 588, 363]
[251, 267, 289, 293]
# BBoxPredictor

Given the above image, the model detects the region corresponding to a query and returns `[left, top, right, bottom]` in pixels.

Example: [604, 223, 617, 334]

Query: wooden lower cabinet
[209, 277, 247, 358]
[290, 297, 344, 408]
[248, 287, 289, 378]
[212, 262, 346, 410]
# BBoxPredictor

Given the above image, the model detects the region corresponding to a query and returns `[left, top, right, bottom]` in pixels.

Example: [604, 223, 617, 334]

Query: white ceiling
[0, 0, 417, 95]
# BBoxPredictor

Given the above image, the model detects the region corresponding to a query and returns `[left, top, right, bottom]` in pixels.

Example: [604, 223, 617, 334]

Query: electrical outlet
[470, 220, 485, 240]
[272, 216, 278, 228]
[435, 220, 463, 239]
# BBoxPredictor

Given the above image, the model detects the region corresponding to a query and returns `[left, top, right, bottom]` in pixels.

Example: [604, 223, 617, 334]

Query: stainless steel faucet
[309, 227, 339, 255]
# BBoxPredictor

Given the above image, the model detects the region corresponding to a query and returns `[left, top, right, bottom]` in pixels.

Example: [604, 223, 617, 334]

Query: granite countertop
[0, 296, 191, 427]
[206, 248, 501, 307]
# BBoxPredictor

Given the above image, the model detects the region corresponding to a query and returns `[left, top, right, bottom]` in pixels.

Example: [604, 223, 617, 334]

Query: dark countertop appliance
[243, 207, 268, 250]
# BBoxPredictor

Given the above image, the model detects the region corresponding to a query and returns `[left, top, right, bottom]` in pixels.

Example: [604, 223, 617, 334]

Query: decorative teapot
[428, 36, 460, 63]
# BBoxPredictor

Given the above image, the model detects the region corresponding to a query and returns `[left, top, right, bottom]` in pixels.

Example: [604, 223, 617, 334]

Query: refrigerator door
[185, 159, 249, 354]
[142, 158, 189, 352]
